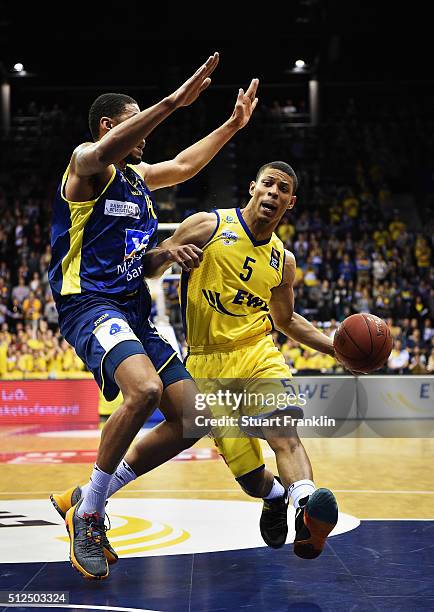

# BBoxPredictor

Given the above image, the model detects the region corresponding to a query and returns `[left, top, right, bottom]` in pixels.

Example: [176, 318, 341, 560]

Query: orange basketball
[333, 313, 393, 373]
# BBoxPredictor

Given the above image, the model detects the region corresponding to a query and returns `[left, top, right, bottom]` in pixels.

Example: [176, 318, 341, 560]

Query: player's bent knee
[124, 379, 163, 413]
[267, 435, 301, 455]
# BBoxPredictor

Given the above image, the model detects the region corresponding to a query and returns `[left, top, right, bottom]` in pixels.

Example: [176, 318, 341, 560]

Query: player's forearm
[98, 97, 177, 165]
[171, 119, 240, 181]
[279, 312, 334, 355]
[142, 245, 173, 278]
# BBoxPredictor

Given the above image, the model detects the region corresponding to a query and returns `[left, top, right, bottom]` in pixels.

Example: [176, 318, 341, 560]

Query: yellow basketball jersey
[180, 208, 286, 354]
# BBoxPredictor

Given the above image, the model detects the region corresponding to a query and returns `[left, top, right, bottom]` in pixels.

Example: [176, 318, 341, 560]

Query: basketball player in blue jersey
[48, 52, 260, 579]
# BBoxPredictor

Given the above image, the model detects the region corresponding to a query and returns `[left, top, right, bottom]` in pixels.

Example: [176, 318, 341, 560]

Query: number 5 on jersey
[240, 256, 256, 281]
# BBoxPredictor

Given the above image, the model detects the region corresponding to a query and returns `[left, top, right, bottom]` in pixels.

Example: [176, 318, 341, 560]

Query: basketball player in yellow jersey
[142, 161, 339, 559]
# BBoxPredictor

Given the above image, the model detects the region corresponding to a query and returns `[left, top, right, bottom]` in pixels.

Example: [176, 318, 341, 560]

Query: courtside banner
[357, 375, 434, 436]
[0, 380, 99, 425]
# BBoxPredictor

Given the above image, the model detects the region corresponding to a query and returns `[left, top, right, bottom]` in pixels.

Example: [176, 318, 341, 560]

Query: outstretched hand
[229, 78, 259, 130]
[171, 52, 219, 108]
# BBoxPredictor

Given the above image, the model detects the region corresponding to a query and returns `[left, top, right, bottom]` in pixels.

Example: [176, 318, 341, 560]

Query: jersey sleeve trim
[203, 210, 220, 246]
[60, 165, 117, 206]
[279, 249, 286, 286]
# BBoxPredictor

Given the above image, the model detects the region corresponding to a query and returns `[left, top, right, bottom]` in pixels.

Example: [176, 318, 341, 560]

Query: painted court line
[1, 604, 160, 611]
[1, 489, 434, 495]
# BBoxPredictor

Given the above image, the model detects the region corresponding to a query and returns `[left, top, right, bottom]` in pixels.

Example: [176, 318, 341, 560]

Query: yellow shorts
[186, 335, 293, 479]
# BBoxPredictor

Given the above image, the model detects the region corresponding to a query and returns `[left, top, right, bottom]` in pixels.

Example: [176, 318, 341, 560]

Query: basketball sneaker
[65, 498, 109, 580]
[260, 477, 289, 548]
[293, 488, 338, 559]
[51, 486, 118, 565]
[50, 486, 82, 519]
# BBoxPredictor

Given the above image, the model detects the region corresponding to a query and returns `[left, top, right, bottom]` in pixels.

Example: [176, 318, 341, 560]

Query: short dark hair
[256, 161, 298, 193]
[88, 93, 138, 141]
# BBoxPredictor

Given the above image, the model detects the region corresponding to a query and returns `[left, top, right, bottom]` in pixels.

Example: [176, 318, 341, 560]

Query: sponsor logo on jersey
[124, 228, 154, 260]
[232, 289, 269, 312]
[225, 215, 236, 223]
[202, 288, 269, 315]
[270, 247, 281, 271]
[116, 228, 154, 281]
[202, 290, 244, 316]
[221, 230, 238, 245]
[104, 200, 141, 219]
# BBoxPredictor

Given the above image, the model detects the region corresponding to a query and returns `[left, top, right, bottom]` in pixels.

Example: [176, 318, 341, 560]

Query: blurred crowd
[0, 95, 433, 379]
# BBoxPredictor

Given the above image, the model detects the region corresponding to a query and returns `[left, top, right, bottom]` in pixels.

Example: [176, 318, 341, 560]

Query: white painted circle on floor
[0, 498, 359, 563]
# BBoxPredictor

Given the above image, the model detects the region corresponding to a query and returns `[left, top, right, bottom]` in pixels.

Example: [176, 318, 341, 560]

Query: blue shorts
[56, 289, 191, 401]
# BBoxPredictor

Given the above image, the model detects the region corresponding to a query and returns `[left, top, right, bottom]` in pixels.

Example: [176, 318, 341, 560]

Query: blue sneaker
[293, 488, 338, 559]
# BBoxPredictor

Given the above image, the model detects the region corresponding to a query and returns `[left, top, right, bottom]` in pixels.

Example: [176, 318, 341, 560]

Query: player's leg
[213, 435, 289, 548]
[65, 351, 162, 580]
[55, 303, 163, 579]
[53, 358, 209, 529]
[106, 358, 209, 489]
[96, 352, 163, 473]
[263, 424, 337, 559]
[263, 426, 313, 491]
[244, 336, 338, 557]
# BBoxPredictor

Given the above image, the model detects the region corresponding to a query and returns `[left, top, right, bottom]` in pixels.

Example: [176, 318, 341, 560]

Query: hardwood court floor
[1, 426, 433, 519]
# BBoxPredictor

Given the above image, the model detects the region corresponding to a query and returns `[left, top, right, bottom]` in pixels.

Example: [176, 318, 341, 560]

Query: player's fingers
[251, 97, 259, 112]
[186, 244, 204, 260]
[245, 78, 259, 100]
[204, 52, 219, 75]
[172, 253, 190, 272]
[195, 247, 204, 261]
[197, 52, 219, 80]
[188, 54, 216, 85]
[183, 247, 202, 267]
[198, 78, 212, 94]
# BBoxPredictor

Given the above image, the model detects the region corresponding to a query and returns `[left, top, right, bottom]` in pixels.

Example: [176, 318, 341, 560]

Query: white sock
[264, 477, 286, 500]
[78, 464, 113, 517]
[288, 479, 316, 508]
[107, 459, 137, 497]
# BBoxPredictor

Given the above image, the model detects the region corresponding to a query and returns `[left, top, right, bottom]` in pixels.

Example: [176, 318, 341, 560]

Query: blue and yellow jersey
[180, 208, 286, 354]
[48, 164, 158, 300]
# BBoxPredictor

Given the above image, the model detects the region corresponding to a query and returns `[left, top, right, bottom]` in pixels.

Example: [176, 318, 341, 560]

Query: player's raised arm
[73, 53, 220, 177]
[142, 78, 260, 191]
[269, 250, 334, 356]
[142, 211, 218, 277]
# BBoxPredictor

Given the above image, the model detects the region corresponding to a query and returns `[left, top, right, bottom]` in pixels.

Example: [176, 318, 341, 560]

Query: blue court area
[1, 521, 433, 612]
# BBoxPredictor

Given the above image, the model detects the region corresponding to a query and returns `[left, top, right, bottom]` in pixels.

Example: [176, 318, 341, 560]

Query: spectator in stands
[6, 298, 23, 332]
[408, 346, 427, 375]
[372, 253, 389, 281]
[338, 254, 355, 282]
[415, 235, 431, 277]
[423, 319, 434, 344]
[387, 340, 410, 374]
[11, 277, 30, 303]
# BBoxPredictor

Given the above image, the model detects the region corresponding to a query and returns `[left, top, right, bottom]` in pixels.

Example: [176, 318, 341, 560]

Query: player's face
[249, 169, 296, 222]
[113, 103, 146, 165]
